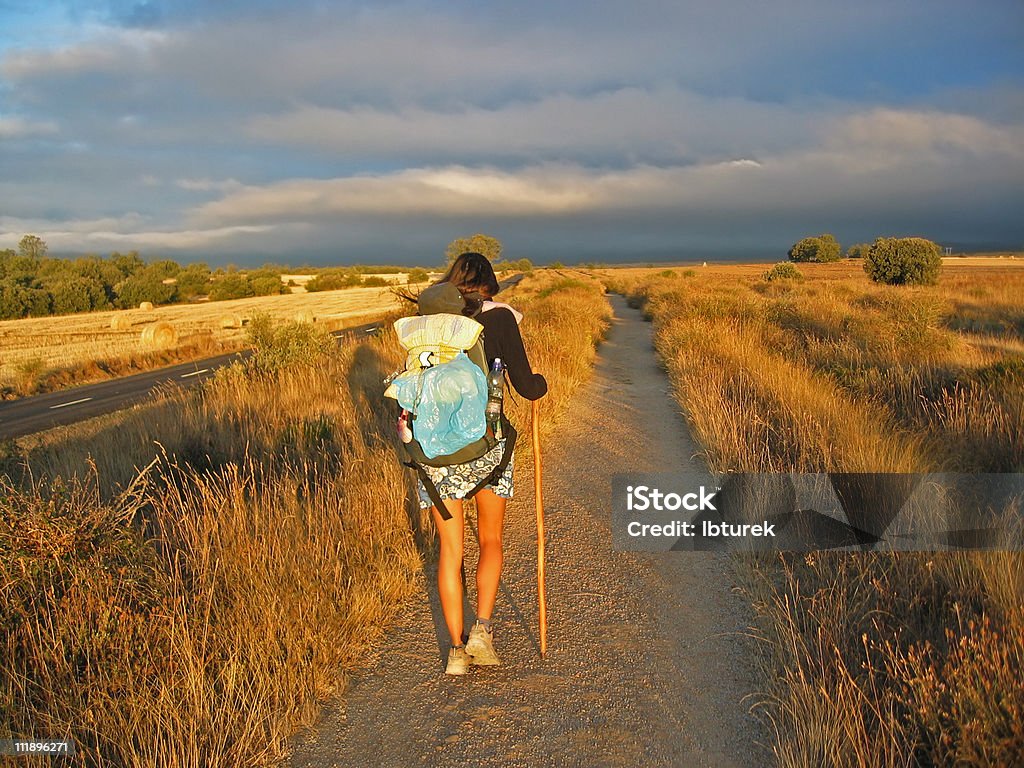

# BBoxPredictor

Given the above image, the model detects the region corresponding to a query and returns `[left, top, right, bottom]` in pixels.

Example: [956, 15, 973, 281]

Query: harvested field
[0, 285, 402, 382]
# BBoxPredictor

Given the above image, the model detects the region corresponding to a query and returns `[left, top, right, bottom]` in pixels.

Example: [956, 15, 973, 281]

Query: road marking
[181, 369, 210, 378]
[49, 397, 93, 410]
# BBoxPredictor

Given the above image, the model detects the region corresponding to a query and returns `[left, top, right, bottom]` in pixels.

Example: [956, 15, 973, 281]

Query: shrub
[14, 357, 46, 395]
[246, 313, 335, 372]
[116, 275, 177, 308]
[305, 270, 362, 291]
[208, 274, 256, 301]
[846, 243, 871, 259]
[249, 276, 286, 296]
[0, 280, 51, 319]
[48, 277, 110, 314]
[863, 237, 942, 286]
[407, 268, 429, 284]
[788, 233, 842, 263]
[763, 262, 804, 281]
[175, 264, 211, 298]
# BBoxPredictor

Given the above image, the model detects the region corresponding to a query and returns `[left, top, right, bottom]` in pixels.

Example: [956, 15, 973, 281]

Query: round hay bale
[110, 314, 133, 330]
[141, 321, 178, 347]
[219, 313, 243, 329]
[294, 310, 315, 324]
[139, 301, 154, 311]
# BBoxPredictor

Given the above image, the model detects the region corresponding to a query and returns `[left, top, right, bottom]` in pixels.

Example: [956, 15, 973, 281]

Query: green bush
[208, 274, 256, 301]
[407, 268, 429, 284]
[175, 264, 211, 299]
[763, 262, 804, 281]
[788, 233, 842, 263]
[863, 237, 942, 286]
[249, 276, 286, 296]
[246, 313, 335, 372]
[305, 270, 362, 291]
[116, 275, 177, 308]
[0, 281, 52, 319]
[846, 243, 871, 259]
[48, 277, 110, 314]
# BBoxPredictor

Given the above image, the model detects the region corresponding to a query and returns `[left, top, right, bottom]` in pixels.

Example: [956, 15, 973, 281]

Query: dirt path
[287, 294, 768, 767]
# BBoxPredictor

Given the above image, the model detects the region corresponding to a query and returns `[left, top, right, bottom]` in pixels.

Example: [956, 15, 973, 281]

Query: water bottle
[485, 358, 504, 439]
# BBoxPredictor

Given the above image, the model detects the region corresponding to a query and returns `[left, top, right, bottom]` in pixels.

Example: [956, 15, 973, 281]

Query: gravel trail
[287, 294, 768, 768]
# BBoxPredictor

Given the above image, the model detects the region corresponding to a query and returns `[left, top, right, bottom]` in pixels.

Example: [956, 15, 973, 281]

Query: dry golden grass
[0, 284, 402, 387]
[0, 268, 611, 767]
[602, 261, 1024, 766]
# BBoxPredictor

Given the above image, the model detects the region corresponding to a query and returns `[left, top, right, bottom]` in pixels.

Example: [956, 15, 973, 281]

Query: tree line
[0, 236, 439, 321]
[0, 231, 539, 321]
[788, 232, 944, 285]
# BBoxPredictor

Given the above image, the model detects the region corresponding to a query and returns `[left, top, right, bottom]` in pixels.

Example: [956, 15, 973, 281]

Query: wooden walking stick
[532, 398, 547, 658]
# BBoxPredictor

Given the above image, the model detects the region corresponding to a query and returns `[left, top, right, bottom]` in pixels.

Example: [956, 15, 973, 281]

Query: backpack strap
[404, 460, 455, 519]
[405, 415, 517, 521]
[461, 417, 517, 505]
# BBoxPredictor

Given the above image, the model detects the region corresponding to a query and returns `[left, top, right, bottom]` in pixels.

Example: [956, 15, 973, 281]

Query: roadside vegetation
[0, 284, 403, 400]
[602, 261, 1024, 766]
[0, 234, 433, 320]
[0, 268, 610, 766]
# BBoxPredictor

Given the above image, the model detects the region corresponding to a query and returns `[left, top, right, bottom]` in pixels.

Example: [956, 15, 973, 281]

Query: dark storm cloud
[0, 1, 1022, 261]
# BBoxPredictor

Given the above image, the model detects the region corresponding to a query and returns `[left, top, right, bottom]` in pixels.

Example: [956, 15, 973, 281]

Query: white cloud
[0, 214, 275, 251]
[175, 177, 244, 192]
[829, 108, 1024, 157]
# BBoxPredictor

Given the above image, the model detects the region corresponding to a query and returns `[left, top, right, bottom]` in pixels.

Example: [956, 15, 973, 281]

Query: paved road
[0, 275, 525, 442]
[0, 320, 384, 440]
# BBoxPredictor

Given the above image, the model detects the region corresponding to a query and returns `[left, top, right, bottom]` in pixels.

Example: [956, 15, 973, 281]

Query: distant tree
[0, 249, 15, 279]
[846, 243, 871, 259]
[445, 234, 503, 265]
[863, 237, 942, 285]
[788, 233, 842, 263]
[0, 280, 30, 319]
[18, 234, 47, 261]
[208, 274, 256, 301]
[36, 256, 74, 282]
[115, 274, 177, 307]
[250, 275, 286, 296]
[175, 263, 212, 299]
[0, 246, 38, 283]
[145, 259, 181, 279]
[407, 268, 430, 284]
[73, 255, 123, 290]
[306, 269, 363, 291]
[110, 251, 145, 278]
[49, 277, 109, 314]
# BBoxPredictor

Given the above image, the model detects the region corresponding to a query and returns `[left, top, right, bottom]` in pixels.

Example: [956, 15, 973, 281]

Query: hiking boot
[465, 621, 500, 666]
[445, 645, 469, 676]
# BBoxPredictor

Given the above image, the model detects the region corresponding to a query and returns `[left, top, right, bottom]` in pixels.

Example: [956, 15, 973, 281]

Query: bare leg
[474, 488, 507, 621]
[431, 498, 465, 645]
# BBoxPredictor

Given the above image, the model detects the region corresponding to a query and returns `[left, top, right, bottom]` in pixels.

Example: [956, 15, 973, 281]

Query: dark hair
[435, 252, 500, 316]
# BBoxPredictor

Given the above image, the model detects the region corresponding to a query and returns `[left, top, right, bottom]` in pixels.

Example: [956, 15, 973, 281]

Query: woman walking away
[421, 252, 547, 675]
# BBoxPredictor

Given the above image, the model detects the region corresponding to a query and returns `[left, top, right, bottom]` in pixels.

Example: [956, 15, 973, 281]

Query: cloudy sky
[1, 1, 1022, 265]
